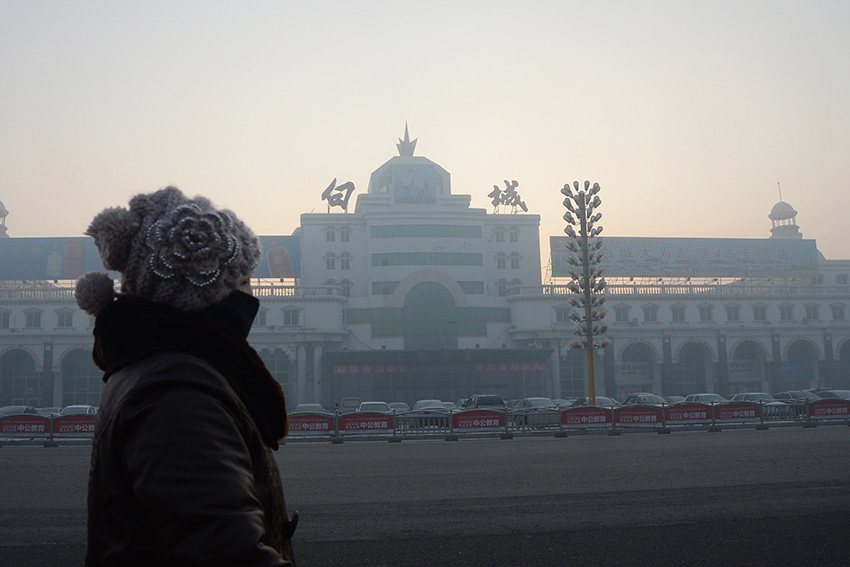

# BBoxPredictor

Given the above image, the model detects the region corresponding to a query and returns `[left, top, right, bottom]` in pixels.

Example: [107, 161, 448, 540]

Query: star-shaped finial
[396, 123, 417, 156]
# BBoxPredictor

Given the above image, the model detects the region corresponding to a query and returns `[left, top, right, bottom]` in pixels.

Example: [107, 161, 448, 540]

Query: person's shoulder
[106, 352, 233, 407]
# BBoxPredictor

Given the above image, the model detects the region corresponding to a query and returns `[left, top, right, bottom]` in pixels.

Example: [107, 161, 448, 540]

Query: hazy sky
[2, 1, 849, 266]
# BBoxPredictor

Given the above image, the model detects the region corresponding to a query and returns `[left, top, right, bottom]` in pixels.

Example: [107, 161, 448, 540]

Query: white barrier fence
[3, 400, 847, 446]
[286, 399, 850, 442]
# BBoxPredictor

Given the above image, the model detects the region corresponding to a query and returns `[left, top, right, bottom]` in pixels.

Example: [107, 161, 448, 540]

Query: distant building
[0, 131, 848, 408]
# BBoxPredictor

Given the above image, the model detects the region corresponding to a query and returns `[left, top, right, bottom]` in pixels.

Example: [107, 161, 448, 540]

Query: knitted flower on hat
[75, 187, 261, 315]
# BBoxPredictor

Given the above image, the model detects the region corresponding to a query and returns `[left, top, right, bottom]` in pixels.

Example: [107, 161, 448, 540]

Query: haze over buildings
[2, 1, 849, 261]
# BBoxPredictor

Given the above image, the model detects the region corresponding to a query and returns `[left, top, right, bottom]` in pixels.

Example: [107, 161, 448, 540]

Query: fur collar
[93, 295, 288, 446]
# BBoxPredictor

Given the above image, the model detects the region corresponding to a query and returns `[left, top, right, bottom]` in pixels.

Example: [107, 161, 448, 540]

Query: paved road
[2, 426, 849, 566]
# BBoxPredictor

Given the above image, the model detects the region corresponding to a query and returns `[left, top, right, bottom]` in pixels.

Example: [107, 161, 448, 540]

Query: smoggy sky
[2, 1, 848, 266]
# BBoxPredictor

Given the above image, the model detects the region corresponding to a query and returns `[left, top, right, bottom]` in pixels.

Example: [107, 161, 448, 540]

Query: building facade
[1, 137, 849, 409]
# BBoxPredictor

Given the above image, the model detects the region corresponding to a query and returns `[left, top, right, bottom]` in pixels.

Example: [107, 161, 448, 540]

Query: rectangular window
[510, 255, 520, 269]
[325, 228, 335, 242]
[837, 274, 849, 285]
[699, 306, 713, 322]
[58, 311, 74, 328]
[753, 306, 767, 322]
[726, 306, 740, 321]
[340, 256, 350, 270]
[253, 310, 267, 326]
[671, 306, 685, 322]
[509, 228, 519, 242]
[340, 227, 350, 242]
[779, 305, 794, 321]
[805, 306, 819, 321]
[495, 229, 505, 243]
[556, 307, 571, 324]
[25, 312, 42, 328]
[283, 310, 300, 326]
[325, 256, 336, 270]
[832, 305, 846, 321]
[643, 306, 657, 322]
[0, 312, 9, 328]
[615, 306, 630, 322]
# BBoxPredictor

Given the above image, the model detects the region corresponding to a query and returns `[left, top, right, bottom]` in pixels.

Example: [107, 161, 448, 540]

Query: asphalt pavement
[2, 426, 849, 566]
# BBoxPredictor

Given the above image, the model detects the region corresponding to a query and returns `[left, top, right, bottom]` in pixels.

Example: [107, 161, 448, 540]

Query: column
[296, 344, 307, 407]
[549, 342, 561, 400]
[313, 344, 323, 403]
[716, 334, 729, 397]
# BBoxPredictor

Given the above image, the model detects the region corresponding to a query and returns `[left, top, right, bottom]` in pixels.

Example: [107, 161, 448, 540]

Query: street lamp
[561, 180, 610, 405]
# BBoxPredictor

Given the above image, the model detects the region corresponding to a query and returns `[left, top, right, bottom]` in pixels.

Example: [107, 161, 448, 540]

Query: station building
[1, 133, 848, 409]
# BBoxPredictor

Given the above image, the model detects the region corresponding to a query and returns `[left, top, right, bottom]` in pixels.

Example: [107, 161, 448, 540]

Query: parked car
[357, 401, 392, 414]
[683, 393, 728, 404]
[463, 394, 506, 409]
[510, 397, 559, 427]
[59, 405, 98, 416]
[511, 397, 559, 411]
[816, 390, 850, 400]
[337, 397, 362, 414]
[412, 399, 448, 412]
[621, 393, 667, 406]
[291, 403, 328, 414]
[729, 392, 777, 403]
[773, 390, 821, 402]
[406, 399, 451, 430]
[442, 401, 459, 413]
[729, 392, 791, 417]
[389, 402, 411, 413]
[36, 407, 62, 417]
[569, 396, 620, 408]
[663, 396, 686, 404]
[0, 405, 39, 417]
[553, 398, 578, 408]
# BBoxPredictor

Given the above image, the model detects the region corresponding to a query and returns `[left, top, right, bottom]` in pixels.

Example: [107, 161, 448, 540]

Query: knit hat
[75, 187, 261, 315]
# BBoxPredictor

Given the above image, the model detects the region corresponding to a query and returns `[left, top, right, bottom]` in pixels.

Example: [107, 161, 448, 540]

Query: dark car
[463, 394, 506, 409]
[773, 390, 821, 402]
[0, 405, 40, 417]
[622, 393, 667, 406]
[816, 390, 850, 400]
[570, 396, 620, 408]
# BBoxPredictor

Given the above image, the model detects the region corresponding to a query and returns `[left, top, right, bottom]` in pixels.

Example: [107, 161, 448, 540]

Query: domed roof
[769, 201, 796, 220]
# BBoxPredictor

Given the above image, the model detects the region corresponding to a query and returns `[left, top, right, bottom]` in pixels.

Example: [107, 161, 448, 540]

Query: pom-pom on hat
[75, 187, 261, 315]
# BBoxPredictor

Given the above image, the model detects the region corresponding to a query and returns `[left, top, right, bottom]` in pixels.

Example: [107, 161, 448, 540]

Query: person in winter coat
[76, 186, 296, 567]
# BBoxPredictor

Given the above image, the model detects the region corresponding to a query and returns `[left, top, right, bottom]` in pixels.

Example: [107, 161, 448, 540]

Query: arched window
[325, 253, 337, 270]
[0, 349, 41, 406]
[495, 253, 507, 269]
[61, 349, 103, 406]
[341, 279, 352, 297]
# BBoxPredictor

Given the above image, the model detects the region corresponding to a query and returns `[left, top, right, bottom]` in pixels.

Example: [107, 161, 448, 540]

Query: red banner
[333, 364, 410, 374]
[615, 406, 663, 427]
[561, 406, 612, 428]
[53, 415, 95, 436]
[664, 403, 712, 424]
[338, 412, 394, 433]
[287, 414, 335, 435]
[809, 399, 850, 419]
[0, 415, 50, 437]
[452, 410, 505, 431]
[714, 403, 759, 422]
[472, 362, 546, 372]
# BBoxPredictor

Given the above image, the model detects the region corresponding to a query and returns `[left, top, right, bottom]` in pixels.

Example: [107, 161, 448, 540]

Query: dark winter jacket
[85, 293, 295, 567]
